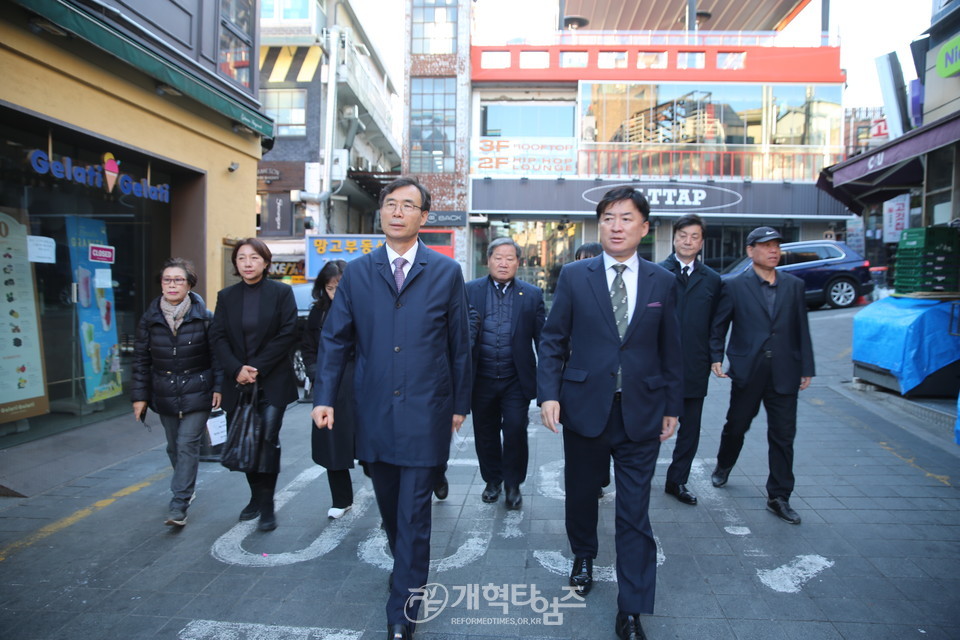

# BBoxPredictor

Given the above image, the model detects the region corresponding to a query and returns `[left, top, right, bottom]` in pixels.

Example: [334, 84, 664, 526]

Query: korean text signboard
[882, 194, 910, 244]
[305, 235, 385, 279]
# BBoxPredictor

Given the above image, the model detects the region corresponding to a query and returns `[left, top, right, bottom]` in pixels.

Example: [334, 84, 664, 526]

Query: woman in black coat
[132, 258, 222, 527]
[209, 238, 298, 531]
[301, 260, 357, 519]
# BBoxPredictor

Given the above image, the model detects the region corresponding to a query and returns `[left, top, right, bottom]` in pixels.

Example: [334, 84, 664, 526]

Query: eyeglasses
[382, 201, 423, 215]
[162, 277, 188, 286]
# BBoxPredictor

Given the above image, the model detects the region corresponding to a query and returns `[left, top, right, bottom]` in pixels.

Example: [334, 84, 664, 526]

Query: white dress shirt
[674, 255, 696, 275]
[385, 242, 418, 280]
[602, 252, 639, 323]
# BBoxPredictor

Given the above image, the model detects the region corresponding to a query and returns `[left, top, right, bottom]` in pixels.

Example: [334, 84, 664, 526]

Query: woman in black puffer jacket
[132, 257, 222, 527]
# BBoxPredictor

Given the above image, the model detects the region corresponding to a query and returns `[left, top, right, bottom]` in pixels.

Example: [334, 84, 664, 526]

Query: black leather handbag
[220, 381, 263, 473]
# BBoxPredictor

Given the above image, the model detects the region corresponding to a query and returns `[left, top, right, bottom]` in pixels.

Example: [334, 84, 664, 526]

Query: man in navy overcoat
[312, 177, 471, 640]
[538, 187, 682, 640]
[658, 214, 722, 506]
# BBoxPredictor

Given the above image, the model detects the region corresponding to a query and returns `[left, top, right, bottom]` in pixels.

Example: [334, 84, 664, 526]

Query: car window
[815, 244, 843, 259]
[721, 255, 752, 274]
[781, 250, 819, 266]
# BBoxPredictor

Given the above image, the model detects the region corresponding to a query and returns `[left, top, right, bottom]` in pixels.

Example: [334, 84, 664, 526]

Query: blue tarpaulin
[852, 297, 960, 394]
[955, 395, 960, 445]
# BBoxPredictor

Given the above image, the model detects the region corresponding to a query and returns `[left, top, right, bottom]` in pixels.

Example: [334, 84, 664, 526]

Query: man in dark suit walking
[311, 177, 471, 640]
[538, 187, 683, 640]
[658, 214, 721, 506]
[466, 238, 545, 509]
[709, 226, 815, 525]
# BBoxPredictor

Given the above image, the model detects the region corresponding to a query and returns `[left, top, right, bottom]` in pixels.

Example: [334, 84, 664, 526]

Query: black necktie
[678, 265, 690, 287]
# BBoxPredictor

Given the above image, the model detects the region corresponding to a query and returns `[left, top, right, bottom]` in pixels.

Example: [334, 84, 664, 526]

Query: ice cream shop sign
[27, 150, 171, 202]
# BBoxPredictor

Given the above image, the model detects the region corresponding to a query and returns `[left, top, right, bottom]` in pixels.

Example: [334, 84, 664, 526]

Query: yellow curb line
[0, 470, 170, 562]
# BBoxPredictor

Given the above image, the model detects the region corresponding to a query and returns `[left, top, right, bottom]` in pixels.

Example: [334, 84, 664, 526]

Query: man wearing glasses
[312, 177, 472, 640]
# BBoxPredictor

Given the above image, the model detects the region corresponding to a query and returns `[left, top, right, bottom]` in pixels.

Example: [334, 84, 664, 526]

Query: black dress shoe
[569, 557, 593, 596]
[481, 482, 501, 503]
[387, 622, 412, 639]
[664, 482, 698, 505]
[238, 500, 260, 521]
[615, 612, 647, 640]
[767, 497, 802, 524]
[258, 513, 277, 531]
[433, 475, 448, 500]
[504, 484, 522, 510]
[711, 465, 732, 488]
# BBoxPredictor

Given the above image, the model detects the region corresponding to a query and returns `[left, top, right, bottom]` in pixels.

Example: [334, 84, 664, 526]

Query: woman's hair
[231, 237, 272, 276]
[157, 257, 198, 288]
[312, 259, 347, 312]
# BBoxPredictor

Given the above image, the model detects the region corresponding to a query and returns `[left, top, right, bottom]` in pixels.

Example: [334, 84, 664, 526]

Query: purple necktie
[393, 257, 408, 292]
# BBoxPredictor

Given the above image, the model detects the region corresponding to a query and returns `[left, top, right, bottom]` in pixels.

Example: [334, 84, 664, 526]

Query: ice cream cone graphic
[103, 152, 120, 193]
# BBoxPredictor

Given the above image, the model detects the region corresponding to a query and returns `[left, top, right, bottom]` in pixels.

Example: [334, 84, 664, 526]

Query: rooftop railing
[472, 30, 836, 48]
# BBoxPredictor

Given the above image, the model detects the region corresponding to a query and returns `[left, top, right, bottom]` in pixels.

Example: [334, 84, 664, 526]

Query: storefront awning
[817, 110, 960, 214]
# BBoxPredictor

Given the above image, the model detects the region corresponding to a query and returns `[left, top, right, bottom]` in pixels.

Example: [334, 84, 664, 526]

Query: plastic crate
[898, 227, 960, 254]
[894, 263, 960, 279]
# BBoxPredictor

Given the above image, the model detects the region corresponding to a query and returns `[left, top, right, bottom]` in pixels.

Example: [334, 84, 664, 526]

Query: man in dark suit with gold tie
[538, 187, 683, 640]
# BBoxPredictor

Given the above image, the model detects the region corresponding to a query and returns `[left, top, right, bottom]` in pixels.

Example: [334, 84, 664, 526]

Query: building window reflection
[412, 0, 458, 55]
[410, 77, 457, 173]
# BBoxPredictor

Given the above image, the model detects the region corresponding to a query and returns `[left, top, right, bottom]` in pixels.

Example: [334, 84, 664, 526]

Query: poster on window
[64, 216, 122, 403]
[882, 194, 910, 244]
[0, 212, 50, 423]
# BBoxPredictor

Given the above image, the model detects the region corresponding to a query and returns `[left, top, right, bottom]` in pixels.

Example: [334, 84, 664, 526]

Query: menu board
[0, 212, 49, 423]
[64, 216, 122, 403]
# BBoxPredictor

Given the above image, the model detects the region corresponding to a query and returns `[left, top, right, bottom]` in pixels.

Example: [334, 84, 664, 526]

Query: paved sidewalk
[0, 307, 958, 640]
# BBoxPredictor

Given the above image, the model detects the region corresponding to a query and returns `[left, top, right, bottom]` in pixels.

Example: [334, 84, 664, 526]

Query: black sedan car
[722, 240, 874, 309]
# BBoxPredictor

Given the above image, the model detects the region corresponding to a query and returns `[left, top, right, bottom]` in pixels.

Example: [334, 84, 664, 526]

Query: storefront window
[0, 110, 172, 448]
[472, 219, 581, 310]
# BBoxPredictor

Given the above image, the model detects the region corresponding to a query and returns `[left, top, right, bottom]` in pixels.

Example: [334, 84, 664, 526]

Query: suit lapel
[623, 259, 654, 344]
[771, 273, 786, 321]
[402, 239, 429, 293]
[509, 281, 522, 338]
[743, 269, 772, 318]
[587, 258, 620, 339]
[373, 245, 399, 297]
[686, 262, 705, 296]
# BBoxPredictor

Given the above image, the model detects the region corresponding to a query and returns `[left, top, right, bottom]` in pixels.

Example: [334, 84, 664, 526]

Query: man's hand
[236, 365, 258, 385]
[711, 362, 727, 378]
[660, 416, 678, 442]
[132, 401, 147, 422]
[799, 376, 812, 391]
[211, 392, 222, 409]
[540, 401, 560, 433]
[452, 414, 465, 433]
[312, 405, 334, 429]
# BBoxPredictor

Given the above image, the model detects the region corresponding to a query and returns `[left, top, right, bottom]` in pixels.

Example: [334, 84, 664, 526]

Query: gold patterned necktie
[610, 263, 628, 389]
